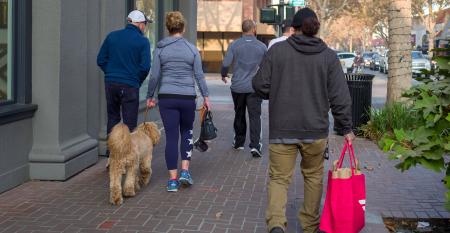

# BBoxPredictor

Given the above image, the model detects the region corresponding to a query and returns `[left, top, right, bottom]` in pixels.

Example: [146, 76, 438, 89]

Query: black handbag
[200, 110, 217, 140]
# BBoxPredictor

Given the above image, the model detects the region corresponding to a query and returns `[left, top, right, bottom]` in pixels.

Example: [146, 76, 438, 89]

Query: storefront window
[197, 32, 240, 73]
[135, 0, 157, 101]
[0, 0, 12, 102]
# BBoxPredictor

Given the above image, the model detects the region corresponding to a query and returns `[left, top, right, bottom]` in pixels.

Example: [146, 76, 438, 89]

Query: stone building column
[29, 0, 127, 179]
[179, 0, 198, 44]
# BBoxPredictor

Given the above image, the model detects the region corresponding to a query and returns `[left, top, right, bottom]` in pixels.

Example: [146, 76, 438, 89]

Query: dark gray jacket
[146, 37, 209, 98]
[221, 35, 267, 93]
[253, 34, 352, 140]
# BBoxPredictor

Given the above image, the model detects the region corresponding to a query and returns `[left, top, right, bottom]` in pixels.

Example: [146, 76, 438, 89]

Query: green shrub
[379, 48, 450, 210]
[360, 103, 417, 141]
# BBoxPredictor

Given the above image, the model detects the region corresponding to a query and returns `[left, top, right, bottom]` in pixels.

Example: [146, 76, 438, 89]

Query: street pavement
[369, 69, 388, 109]
[362, 68, 421, 109]
[0, 73, 447, 233]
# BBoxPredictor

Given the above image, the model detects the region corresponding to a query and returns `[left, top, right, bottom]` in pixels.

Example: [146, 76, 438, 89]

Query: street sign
[291, 0, 305, 7]
[285, 6, 295, 20]
[260, 8, 277, 24]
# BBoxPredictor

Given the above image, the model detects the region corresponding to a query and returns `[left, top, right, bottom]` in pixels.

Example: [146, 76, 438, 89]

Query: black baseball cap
[291, 7, 318, 28]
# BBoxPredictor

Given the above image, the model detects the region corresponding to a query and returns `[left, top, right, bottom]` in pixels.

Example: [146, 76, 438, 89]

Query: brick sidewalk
[0, 101, 448, 232]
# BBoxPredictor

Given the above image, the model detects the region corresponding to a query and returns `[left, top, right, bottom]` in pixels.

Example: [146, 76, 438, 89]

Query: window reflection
[0, 0, 11, 102]
[135, 0, 157, 101]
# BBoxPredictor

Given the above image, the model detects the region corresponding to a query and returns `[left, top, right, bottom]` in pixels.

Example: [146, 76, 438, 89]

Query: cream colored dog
[108, 122, 160, 205]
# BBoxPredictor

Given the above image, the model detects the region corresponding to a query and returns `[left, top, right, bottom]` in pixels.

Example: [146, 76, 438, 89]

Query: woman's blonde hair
[166, 11, 185, 34]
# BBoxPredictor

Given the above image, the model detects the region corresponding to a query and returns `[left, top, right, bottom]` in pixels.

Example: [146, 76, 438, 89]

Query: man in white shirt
[268, 19, 294, 49]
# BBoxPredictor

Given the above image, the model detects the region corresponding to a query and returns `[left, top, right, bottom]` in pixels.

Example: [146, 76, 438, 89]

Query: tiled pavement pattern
[0, 77, 448, 233]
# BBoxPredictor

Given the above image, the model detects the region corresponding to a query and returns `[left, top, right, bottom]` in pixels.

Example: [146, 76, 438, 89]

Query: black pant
[231, 92, 262, 149]
[105, 82, 140, 135]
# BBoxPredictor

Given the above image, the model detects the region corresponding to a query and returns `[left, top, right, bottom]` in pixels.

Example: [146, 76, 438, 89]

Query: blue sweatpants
[158, 98, 196, 170]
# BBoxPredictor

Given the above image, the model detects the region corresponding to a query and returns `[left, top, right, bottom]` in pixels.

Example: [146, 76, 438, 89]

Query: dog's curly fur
[108, 122, 160, 205]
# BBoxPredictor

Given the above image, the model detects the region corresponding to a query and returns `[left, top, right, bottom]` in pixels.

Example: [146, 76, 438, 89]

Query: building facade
[411, 8, 450, 51]
[0, 0, 198, 193]
[196, 0, 275, 73]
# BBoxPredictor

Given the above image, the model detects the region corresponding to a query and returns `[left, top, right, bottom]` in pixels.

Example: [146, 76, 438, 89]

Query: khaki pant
[266, 139, 327, 233]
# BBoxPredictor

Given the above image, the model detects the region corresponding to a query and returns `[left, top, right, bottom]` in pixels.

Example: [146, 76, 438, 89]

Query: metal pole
[278, 0, 284, 37]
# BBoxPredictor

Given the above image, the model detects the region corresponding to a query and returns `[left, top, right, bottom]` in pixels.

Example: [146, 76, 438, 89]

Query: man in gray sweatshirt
[221, 20, 267, 158]
[253, 8, 354, 233]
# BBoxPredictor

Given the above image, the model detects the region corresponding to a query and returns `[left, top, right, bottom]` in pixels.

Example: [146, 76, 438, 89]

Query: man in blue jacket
[97, 10, 151, 150]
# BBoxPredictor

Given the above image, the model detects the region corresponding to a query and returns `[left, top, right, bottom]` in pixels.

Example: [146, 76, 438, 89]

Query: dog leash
[144, 106, 150, 122]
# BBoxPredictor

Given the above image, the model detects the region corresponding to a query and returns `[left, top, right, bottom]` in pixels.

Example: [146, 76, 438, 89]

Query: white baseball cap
[127, 10, 151, 23]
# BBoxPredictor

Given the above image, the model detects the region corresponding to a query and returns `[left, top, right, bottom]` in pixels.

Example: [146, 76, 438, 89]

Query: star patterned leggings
[158, 97, 196, 170]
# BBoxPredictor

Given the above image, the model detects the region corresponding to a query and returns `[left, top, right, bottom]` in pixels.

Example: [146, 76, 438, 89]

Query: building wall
[412, 10, 450, 50]
[0, 119, 32, 192]
[28, 0, 111, 180]
[179, 0, 198, 44]
[197, 0, 243, 32]
[243, 0, 256, 20]
[0, 0, 109, 190]
[412, 17, 427, 48]
[0, 0, 197, 193]
[197, 0, 273, 73]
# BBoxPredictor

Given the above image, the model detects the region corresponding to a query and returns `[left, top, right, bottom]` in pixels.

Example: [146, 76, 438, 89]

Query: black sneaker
[232, 141, 244, 150]
[194, 139, 208, 152]
[270, 227, 284, 233]
[250, 147, 262, 158]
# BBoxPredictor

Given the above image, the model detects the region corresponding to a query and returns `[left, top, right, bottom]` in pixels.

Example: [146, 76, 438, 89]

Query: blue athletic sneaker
[179, 169, 194, 186]
[167, 179, 179, 192]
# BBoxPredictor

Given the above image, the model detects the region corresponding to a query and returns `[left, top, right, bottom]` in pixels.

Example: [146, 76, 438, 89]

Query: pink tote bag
[319, 142, 366, 233]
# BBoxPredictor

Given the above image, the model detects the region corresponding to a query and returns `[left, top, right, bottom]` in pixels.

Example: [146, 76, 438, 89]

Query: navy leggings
[159, 98, 196, 170]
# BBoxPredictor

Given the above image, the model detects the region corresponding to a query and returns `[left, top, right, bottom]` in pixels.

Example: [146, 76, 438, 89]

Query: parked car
[412, 51, 431, 76]
[337, 52, 356, 73]
[379, 50, 389, 74]
[362, 52, 376, 67]
[369, 53, 382, 71]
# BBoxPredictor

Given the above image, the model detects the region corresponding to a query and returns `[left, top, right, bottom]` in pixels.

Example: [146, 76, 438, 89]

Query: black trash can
[334, 73, 375, 135]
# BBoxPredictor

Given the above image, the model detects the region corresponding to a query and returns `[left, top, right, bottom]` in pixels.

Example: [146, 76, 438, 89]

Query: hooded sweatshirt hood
[287, 34, 327, 54]
[157, 36, 184, 48]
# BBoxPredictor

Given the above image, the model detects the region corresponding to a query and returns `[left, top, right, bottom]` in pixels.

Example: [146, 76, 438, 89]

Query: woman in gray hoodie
[146, 11, 210, 192]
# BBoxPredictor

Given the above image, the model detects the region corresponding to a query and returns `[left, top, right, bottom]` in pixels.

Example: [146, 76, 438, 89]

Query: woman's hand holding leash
[147, 98, 157, 109]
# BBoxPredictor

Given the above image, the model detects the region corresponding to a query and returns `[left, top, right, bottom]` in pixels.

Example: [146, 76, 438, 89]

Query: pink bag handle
[336, 142, 357, 175]
[336, 142, 348, 168]
[348, 143, 357, 169]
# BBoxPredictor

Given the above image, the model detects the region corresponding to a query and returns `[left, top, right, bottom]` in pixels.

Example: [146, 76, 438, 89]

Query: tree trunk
[387, 0, 412, 103]
[349, 35, 353, 52]
[426, 0, 435, 57]
[320, 18, 331, 39]
[362, 30, 368, 52]
[428, 30, 435, 55]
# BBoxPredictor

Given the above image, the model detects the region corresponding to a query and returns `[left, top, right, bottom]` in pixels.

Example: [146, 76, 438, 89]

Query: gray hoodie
[253, 34, 352, 140]
[146, 37, 209, 98]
